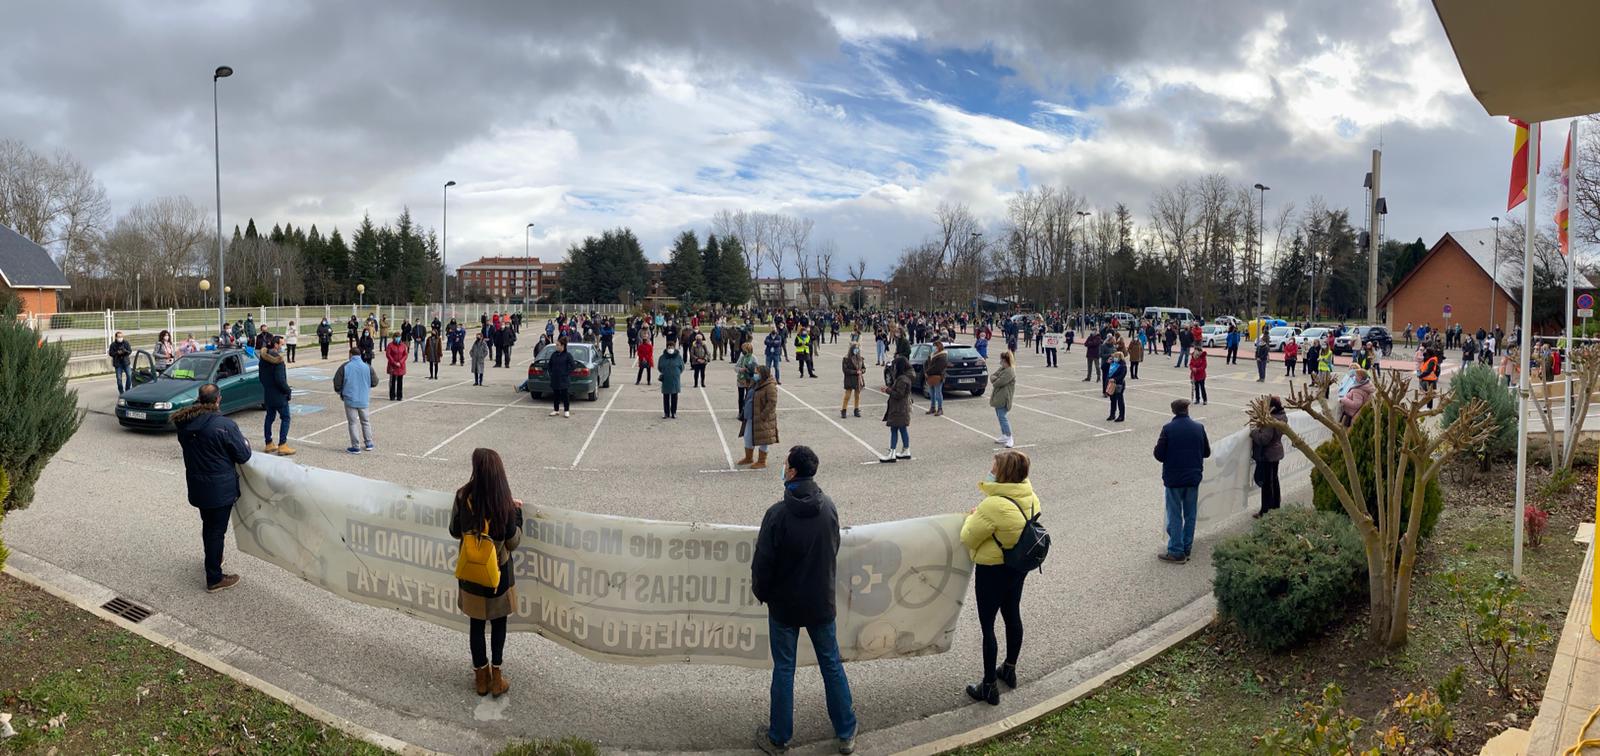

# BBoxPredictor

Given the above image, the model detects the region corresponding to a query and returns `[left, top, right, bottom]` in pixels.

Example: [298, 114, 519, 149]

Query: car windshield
[1270, 328, 1294, 337]
[1303, 329, 1328, 337]
[537, 344, 594, 363]
[163, 355, 214, 380]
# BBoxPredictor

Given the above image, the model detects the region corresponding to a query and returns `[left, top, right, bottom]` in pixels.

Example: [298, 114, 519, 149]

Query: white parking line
[423, 397, 522, 458]
[571, 383, 624, 469]
[700, 385, 735, 471]
[777, 384, 883, 461]
[299, 379, 470, 439]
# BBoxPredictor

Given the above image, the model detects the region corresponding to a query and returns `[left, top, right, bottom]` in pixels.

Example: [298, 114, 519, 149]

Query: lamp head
[1254, 183, 1269, 191]
[445, 180, 457, 188]
[199, 279, 211, 291]
[214, 66, 233, 80]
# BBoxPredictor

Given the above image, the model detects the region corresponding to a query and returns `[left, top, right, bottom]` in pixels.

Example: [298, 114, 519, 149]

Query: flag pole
[1564, 121, 1580, 460]
[1514, 120, 1542, 578]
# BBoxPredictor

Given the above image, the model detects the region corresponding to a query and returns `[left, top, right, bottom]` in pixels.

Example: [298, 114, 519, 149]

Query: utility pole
[1367, 149, 1381, 322]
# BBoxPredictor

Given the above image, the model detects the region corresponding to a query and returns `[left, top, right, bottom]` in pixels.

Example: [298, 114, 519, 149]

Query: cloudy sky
[0, 0, 1573, 275]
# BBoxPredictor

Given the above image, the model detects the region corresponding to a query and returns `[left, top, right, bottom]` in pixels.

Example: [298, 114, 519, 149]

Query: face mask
[984, 472, 996, 483]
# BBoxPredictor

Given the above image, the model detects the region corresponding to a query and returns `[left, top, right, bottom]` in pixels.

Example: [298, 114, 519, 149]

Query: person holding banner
[959, 450, 1042, 706]
[751, 446, 856, 755]
[1250, 396, 1286, 518]
[448, 448, 524, 698]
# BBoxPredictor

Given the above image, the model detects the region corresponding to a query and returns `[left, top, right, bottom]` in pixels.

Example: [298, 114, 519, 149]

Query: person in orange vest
[1416, 348, 1441, 409]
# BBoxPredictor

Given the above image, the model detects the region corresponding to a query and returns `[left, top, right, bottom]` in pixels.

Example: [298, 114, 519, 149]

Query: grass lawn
[956, 457, 1593, 755]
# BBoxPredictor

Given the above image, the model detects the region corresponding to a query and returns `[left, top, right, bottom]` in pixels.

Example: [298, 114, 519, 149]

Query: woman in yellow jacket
[958, 450, 1041, 705]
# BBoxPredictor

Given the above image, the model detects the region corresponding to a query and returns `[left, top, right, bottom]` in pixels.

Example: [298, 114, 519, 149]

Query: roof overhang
[0, 269, 70, 289]
[1432, 0, 1600, 121]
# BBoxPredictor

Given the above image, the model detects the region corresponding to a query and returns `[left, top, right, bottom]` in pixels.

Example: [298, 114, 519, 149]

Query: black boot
[997, 663, 1018, 689]
[966, 681, 1000, 705]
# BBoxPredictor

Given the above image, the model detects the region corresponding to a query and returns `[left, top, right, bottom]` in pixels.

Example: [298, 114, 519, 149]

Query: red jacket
[1189, 350, 1208, 381]
[637, 340, 655, 367]
[385, 341, 409, 375]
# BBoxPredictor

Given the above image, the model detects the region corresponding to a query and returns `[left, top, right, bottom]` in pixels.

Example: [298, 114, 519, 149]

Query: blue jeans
[263, 404, 290, 445]
[767, 618, 856, 746]
[888, 426, 908, 449]
[929, 381, 944, 410]
[1164, 486, 1198, 557]
[766, 356, 781, 383]
[115, 364, 132, 393]
[1176, 350, 1189, 367]
[876, 342, 886, 363]
[995, 406, 1011, 437]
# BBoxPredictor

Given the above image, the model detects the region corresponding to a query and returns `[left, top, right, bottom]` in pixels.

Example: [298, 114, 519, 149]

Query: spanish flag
[1509, 118, 1532, 210]
[1556, 123, 1574, 255]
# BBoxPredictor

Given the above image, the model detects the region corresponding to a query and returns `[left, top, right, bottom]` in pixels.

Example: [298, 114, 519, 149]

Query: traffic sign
[1580, 309, 1594, 319]
[1578, 293, 1594, 310]
[1443, 303, 1453, 318]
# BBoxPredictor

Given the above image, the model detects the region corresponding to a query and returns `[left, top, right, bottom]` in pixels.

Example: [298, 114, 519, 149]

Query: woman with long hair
[959, 450, 1041, 705]
[882, 355, 913, 462]
[154, 329, 178, 371]
[448, 448, 524, 697]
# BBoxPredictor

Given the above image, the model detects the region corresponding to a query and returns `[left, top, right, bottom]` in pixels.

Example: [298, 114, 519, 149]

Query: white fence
[23, 302, 632, 364]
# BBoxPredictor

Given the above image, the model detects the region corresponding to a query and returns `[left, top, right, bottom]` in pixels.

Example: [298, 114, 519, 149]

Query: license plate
[125, 411, 147, 420]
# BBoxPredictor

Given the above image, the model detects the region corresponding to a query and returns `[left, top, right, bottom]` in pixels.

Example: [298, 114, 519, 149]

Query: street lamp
[357, 283, 365, 310]
[526, 222, 535, 307]
[442, 181, 456, 321]
[212, 65, 233, 335]
[135, 271, 141, 312]
[200, 279, 210, 310]
[273, 267, 281, 311]
[970, 231, 983, 326]
[1490, 216, 1501, 335]
[1254, 183, 1270, 318]
[1075, 210, 1091, 312]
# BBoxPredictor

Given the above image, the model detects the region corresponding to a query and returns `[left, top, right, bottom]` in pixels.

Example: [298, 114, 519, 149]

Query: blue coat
[173, 406, 252, 509]
[657, 348, 685, 394]
[335, 356, 376, 409]
[1153, 414, 1211, 488]
[764, 332, 784, 361]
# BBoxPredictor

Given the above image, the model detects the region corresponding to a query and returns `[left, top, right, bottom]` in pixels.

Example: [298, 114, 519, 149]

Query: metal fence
[23, 302, 633, 363]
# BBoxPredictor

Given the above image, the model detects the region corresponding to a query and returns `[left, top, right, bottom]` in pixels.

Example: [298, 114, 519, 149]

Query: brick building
[0, 221, 70, 317]
[456, 256, 562, 304]
[1380, 228, 1592, 336]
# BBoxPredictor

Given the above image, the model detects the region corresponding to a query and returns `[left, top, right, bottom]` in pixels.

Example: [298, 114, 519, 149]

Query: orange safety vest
[1418, 356, 1439, 382]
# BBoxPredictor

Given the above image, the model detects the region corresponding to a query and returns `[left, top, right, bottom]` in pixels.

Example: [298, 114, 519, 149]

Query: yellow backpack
[454, 501, 501, 589]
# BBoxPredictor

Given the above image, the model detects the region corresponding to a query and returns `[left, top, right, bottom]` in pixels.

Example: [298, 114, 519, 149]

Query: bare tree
[128, 196, 210, 308]
[847, 255, 868, 309]
[1151, 181, 1198, 305]
[0, 139, 109, 262]
[816, 239, 837, 308]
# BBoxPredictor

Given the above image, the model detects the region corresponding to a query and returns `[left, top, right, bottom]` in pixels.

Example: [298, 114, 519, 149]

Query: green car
[115, 348, 265, 430]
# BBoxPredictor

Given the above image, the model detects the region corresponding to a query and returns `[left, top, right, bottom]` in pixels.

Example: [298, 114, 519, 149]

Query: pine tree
[702, 234, 723, 303]
[351, 214, 381, 299]
[244, 218, 259, 240]
[665, 230, 706, 303]
[269, 223, 285, 244]
[0, 301, 84, 566]
[718, 236, 751, 305]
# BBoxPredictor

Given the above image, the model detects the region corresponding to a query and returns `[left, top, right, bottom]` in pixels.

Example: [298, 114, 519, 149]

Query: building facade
[1379, 228, 1592, 336]
[456, 256, 562, 304]
[0, 221, 70, 317]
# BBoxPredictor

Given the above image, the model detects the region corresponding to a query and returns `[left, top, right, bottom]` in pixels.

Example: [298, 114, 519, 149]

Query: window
[217, 356, 240, 379]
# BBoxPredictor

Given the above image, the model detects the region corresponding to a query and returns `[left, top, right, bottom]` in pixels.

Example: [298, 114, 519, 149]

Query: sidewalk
[1525, 533, 1600, 754]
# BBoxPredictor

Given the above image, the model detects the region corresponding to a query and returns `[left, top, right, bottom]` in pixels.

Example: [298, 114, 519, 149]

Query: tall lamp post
[970, 231, 983, 325]
[212, 65, 233, 336]
[1489, 216, 1501, 335]
[442, 180, 456, 322]
[273, 267, 281, 311]
[1075, 210, 1091, 312]
[135, 271, 141, 312]
[525, 222, 535, 307]
[1254, 183, 1270, 319]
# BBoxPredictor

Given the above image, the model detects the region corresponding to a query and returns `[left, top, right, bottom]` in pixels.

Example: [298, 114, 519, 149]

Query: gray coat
[988, 364, 1015, 411]
[470, 339, 489, 373]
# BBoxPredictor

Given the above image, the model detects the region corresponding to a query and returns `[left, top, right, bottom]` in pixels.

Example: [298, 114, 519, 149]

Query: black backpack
[993, 496, 1050, 573]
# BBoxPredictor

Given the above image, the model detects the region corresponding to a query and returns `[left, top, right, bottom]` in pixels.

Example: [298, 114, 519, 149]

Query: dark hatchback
[1333, 325, 1393, 356]
[885, 343, 989, 396]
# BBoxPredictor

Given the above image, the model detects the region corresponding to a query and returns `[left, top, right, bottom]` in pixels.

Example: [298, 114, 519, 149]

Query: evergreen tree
[665, 230, 706, 302]
[0, 301, 84, 567]
[325, 228, 351, 288]
[351, 214, 381, 298]
[718, 235, 751, 305]
[244, 218, 259, 240]
[560, 239, 596, 303]
[378, 225, 401, 305]
[702, 234, 723, 303]
[269, 223, 285, 244]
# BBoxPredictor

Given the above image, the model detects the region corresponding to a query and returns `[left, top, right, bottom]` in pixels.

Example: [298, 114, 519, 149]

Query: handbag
[454, 503, 501, 589]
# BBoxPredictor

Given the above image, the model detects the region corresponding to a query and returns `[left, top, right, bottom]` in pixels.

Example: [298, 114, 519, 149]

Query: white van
[1142, 306, 1196, 324]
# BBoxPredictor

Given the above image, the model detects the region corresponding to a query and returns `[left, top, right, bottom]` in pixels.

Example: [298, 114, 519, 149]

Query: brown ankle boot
[737, 448, 754, 466]
[489, 665, 510, 697]
[751, 451, 768, 470]
[473, 665, 490, 696]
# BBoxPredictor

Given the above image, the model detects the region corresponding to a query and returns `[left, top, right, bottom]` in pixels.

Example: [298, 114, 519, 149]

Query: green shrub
[1214, 508, 1367, 651]
[1443, 363, 1517, 459]
[1312, 405, 1443, 538]
[0, 303, 83, 516]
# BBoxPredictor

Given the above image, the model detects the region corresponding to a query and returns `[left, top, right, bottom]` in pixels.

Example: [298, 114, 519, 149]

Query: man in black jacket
[1153, 399, 1210, 564]
[108, 331, 133, 393]
[174, 383, 252, 592]
[751, 446, 856, 755]
[258, 336, 294, 455]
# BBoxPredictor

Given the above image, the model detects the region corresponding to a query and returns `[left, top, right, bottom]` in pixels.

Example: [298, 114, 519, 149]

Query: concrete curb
[3, 555, 447, 756]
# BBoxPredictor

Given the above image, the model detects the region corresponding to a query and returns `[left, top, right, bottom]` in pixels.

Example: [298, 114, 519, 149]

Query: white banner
[1042, 333, 1064, 349]
[232, 455, 974, 667]
[1197, 410, 1331, 525]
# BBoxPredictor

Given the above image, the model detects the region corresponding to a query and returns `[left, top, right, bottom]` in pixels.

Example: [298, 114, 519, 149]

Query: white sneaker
[564, 410, 571, 418]
[549, 410, 560, 416]
[880, 449, 897, 463]
[993, 436, 1006, 444]
[1004, 436, 1015, 448]
[898, 448, 912, 460]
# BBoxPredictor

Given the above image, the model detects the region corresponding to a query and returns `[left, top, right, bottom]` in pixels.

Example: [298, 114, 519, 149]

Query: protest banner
[1197, 409, 1331, 525]
[233, 455, 973, 667]
[1041, 333, 1064, 349]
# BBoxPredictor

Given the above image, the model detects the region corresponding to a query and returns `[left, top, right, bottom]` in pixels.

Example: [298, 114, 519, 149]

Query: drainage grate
[100, 596, 153, 623]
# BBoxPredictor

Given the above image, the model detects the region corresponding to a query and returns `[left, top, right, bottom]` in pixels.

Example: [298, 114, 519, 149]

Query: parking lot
[3, 333, 1416, 753]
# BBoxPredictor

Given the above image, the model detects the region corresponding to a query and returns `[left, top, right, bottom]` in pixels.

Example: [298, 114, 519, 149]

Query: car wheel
[602, 376, 610, 389]
[530, 391, 543, 400]
[971, 387, 985, 397]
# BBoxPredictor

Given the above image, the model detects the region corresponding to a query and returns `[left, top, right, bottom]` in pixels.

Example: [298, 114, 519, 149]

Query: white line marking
[700, 385, 736, 470]
[778, 383, 883, 461]
[1093, 428, 1135, 437]
[572, 384, 624, 469]
[543, 465, 600, 472]
[302, 379, 470, 438]
[424, 399, 518, 458]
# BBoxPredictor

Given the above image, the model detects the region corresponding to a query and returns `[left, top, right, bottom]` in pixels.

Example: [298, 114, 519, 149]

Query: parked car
[1267, 326, 1302, 352]
[116, 348, 264, 430]
[522, 342, 612, 401]
[1199, 324, 1228, 347]
[1294, 327, 1334, 352]
[1213, 315, 1242, 327]
[885, 342, 988, 396]
[1334, 325, 1393, 356]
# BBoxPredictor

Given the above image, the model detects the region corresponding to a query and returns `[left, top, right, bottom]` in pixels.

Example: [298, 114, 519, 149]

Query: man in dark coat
[174, 383, 252, 592]
[257, 336, 294, 455]
[751, 446, 856, 755]
[1153, 399, 1210, 564]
